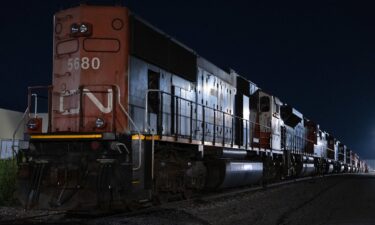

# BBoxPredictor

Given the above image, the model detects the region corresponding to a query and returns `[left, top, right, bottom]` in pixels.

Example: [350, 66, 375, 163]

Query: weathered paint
[52, 5, 129, 133]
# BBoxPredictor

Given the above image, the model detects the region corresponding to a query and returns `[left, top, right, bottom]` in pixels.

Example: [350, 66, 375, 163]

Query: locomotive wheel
[152, 147, 199, 204]
[263, 156, 280, 185]
[96, 158, 132, 210]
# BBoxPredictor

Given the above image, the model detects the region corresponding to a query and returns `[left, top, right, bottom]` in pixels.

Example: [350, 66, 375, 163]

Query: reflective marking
[30, 134, 103, 139]
[131, 135, 160, 140]
[131, 134, 145, 140]
[145, 136, 160, 141]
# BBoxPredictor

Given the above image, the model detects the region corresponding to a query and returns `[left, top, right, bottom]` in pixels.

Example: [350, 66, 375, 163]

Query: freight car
[15, 4, 366, 210]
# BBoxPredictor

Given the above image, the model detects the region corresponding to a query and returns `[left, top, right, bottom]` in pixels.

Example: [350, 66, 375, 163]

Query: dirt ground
[91, 174, 375, 225]
[2, 174, 374, 225]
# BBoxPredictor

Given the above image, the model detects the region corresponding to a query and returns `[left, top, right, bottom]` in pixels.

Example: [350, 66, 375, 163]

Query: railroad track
[0, 173, 349, 225]
[0, 211, 67, 225]
[99, 173, 345, 221]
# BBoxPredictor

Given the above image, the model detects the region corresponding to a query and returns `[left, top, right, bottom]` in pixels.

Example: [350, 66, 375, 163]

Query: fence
[0, 139, 26, 159]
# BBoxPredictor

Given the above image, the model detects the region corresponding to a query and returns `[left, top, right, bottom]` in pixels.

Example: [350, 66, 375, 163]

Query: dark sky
[1, 0, 375, 158]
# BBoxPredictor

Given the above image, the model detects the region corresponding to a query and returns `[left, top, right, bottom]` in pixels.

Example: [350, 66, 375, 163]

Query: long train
[16, 4, 368, 210]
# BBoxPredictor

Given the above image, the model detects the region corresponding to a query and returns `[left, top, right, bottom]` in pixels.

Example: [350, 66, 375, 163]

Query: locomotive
[16, 4, 367, 210]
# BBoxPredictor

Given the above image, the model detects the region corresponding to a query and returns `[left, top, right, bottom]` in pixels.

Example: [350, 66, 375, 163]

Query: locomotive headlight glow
[95, 118, 105, 128]
[80, 24, 88, 33]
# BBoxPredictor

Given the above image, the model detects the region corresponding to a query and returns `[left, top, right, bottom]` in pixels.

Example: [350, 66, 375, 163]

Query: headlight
[70, 23, 92, 37]
[27, 119, 38, 130]
[80, 24, 88, 33]
[95, 118, 105, 128]
[71, 23, 79, 34]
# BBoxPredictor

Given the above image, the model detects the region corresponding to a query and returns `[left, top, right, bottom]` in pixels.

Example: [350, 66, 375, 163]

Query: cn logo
[83, 89, 113, 113]
[59, 89, 113, 115]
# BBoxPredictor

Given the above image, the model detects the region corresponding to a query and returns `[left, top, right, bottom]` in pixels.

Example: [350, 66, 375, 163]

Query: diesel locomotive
[15, 4, 367, 210]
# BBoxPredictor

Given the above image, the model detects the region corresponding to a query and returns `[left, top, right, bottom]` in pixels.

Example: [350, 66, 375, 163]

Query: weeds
[0, 159, 17, 205]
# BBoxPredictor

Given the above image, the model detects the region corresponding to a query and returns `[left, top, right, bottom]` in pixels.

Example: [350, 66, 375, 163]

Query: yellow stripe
[132, 134, 145, 140]
[131, 134, 160, 140]
[132, 180, 140, 184]
[30, 134, 103, 139]
[145, 135, 160, 140]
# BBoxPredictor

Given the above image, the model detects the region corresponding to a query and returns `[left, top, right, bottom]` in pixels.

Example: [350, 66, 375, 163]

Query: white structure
[0, 108, 25, 159]
[0, 108, 48, 159]
[0, 108, 25, 139]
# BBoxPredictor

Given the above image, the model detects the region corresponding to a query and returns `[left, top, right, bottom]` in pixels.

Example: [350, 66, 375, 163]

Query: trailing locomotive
[16, 4, 367, 210]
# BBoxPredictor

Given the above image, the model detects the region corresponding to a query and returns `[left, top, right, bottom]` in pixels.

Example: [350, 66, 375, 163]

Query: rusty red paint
[52, 5, 129, 133]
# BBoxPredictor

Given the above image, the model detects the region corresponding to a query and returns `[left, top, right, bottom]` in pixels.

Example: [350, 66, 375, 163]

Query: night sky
[1, 0, 374, 158]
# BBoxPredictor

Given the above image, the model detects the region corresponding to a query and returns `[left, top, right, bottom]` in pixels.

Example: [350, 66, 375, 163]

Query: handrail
[31, 94, 38, 118]
[27, 85, 52, 132]
[144, 89, 256, 132]
[143, 89, 331, 158]
[113, 84, 143, 171]
[144, 90, 318, 140]
[144, 89, 163, 133]
[143, 89, 281, 151]
[12, 107, 29, 158]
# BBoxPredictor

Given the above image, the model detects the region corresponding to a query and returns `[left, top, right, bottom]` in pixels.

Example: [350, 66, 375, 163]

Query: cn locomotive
[16, 4, 367, 210]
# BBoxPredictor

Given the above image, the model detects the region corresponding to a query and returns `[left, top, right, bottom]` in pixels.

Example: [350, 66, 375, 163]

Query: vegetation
[0, 159, 17, 205]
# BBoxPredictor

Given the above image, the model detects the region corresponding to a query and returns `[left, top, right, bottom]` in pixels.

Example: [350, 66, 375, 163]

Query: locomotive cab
[251, 90, 283, 151]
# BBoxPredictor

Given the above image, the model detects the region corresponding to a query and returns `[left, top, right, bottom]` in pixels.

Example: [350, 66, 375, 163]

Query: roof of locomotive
[130, 10, 245, 86]
[58, 4, 258, 88]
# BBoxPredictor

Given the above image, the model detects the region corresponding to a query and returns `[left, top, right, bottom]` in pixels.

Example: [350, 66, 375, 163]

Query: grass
[0, 159, 17, 206]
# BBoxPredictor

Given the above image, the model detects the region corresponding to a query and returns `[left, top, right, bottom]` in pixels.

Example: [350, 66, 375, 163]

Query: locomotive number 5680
[67, 57, 101, 71]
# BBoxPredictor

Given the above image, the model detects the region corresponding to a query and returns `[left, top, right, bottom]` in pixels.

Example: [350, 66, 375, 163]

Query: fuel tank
[205, 160, 263, 189]
[297, 156, 316, 177]
[299, 163, 315, 177]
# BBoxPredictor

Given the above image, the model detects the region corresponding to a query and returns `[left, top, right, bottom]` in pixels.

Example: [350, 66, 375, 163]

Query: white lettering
[83, 88, 113, 114]
[66, 57, 101, 71]
[91, 57, 100, 70]
[59, 88, 113, 115]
